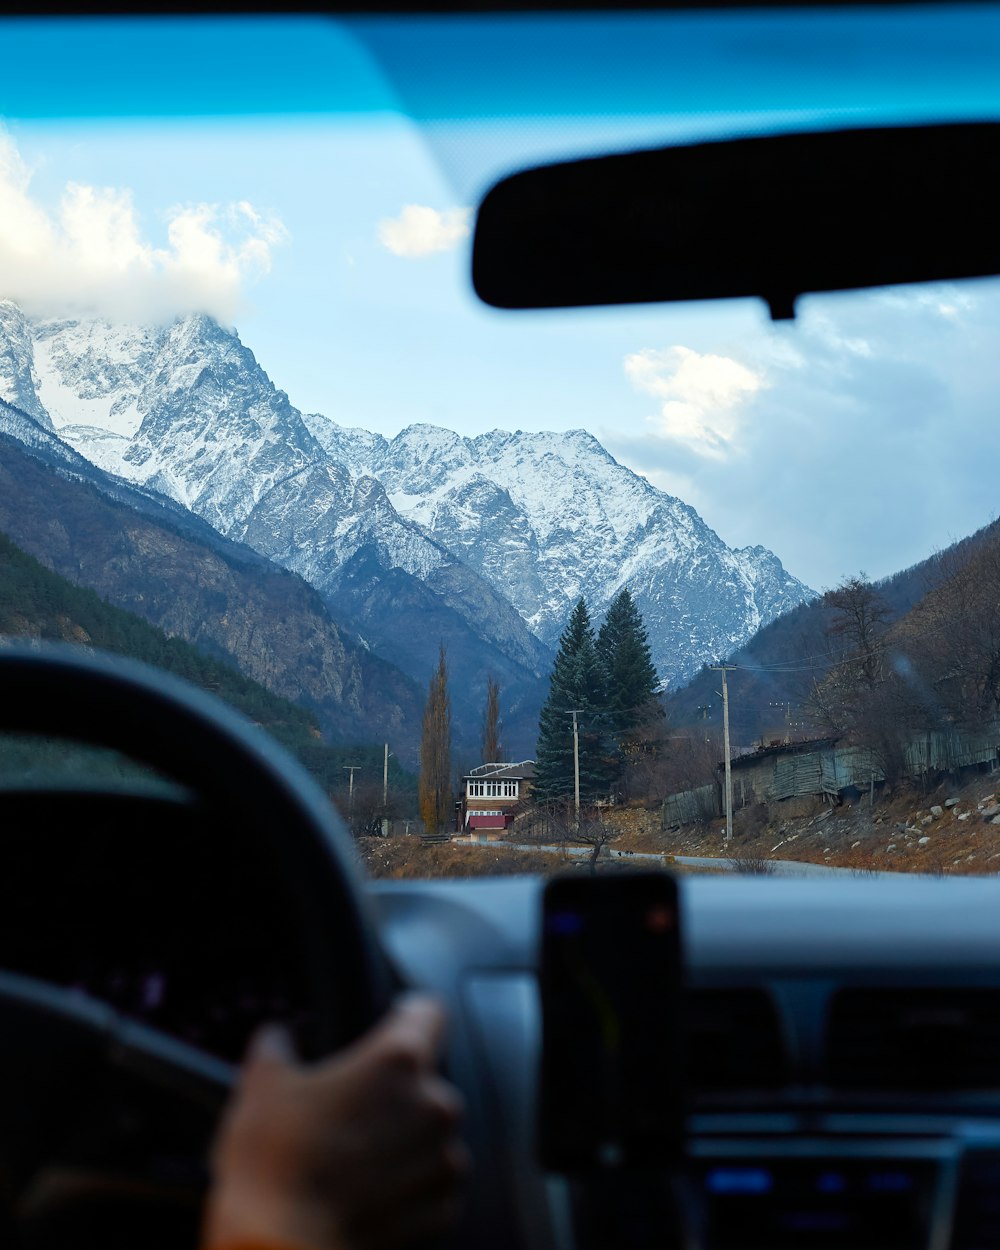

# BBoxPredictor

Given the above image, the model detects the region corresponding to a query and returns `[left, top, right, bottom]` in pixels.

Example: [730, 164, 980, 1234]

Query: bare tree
[823, 574, 893, 690]
[807, 575, 923, 791]
[904, 533, 1000, 728]
[519, 802, 622, 874]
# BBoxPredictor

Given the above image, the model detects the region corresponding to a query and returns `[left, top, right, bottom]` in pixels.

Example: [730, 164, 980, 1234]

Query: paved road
[465, 840, 883, 877]
[673, 855, 883, 877]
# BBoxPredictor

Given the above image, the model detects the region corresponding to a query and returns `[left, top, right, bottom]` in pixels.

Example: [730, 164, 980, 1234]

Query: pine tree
[533, 599, 612, 804]
[481, 675, 502, 763]
[597, 587, 660, 740]
[419, 644, 452, 835]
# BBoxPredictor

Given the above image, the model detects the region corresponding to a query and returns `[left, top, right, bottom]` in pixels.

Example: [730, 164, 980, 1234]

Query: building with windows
[460, 761, 535, 839]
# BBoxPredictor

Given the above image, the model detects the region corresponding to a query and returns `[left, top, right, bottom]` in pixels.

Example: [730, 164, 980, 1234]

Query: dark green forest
[0, 530, 416, 807]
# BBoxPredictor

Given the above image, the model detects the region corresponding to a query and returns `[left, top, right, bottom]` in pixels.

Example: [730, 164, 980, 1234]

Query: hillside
[0, 402, 426, 762]
[666, 521, 1000, 745]
[0, 529, 416, 809]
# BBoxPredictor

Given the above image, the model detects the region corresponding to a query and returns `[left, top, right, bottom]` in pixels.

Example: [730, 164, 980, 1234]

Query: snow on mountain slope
[0, 309, 550, 686]
[32, 317, 161, 437]
[305, 417, 816, 684]
[0, 306, 814, 691]
[0, 303, 53, 429]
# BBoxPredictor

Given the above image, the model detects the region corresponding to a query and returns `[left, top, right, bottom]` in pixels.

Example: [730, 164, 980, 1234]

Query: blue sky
[3, 11, 1000, 594]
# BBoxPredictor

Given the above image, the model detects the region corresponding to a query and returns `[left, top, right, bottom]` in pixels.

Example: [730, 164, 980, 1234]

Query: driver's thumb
[362, 993, 447, 1072]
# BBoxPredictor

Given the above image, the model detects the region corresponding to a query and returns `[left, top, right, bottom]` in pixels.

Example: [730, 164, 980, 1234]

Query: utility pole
[382, 744, 392, 838]
[712, 667, 737, 843]
[566, 709, 583, 831]
[343, 765, 361, 824]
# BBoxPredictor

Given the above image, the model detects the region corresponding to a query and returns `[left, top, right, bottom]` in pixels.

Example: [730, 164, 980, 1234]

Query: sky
[3, 11, 1000, 594]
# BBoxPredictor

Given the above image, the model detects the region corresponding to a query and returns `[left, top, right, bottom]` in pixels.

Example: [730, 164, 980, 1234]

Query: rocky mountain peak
[0, 302, 815, 707]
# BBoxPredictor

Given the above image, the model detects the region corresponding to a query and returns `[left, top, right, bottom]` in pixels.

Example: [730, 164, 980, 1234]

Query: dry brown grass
[358, 836, 565, 880]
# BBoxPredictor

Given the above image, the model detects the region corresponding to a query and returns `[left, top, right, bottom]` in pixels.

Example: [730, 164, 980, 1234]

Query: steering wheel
[0, 645, 392, 1246]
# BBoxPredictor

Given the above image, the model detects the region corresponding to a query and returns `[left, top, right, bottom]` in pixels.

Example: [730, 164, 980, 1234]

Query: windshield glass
[3, 7, 1000, 879]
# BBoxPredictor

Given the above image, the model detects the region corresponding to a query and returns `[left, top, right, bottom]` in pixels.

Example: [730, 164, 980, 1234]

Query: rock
[981, 804, 1000, 820]
[992, 815, 1000, 826]
[930, 805, 944, 818]
[919, 836, 931, 845]
[921, 815, 934, 826]
[851, 840, 862, 849]
[958, 812, 970, 821]
[886, 844, 896, 852]
[945, 798, 960, 808]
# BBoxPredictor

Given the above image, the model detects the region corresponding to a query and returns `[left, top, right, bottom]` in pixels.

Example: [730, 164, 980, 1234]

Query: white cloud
[624, 344, 765, 457]
[377, 204, 471, 259]
[0, 131, 287, 323]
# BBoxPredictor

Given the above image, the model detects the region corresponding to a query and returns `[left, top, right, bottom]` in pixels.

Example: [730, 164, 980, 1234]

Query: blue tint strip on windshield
[6, 9, 1000, 125]
[351, 6, 1000, 123]
[0, 17, 398, 119]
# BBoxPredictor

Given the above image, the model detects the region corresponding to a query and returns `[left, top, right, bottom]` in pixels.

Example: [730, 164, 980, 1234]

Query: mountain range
[0, 300, 816, 756]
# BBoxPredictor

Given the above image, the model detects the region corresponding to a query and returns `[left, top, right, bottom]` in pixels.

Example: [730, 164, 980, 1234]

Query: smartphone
[538, 870, 685, 1172]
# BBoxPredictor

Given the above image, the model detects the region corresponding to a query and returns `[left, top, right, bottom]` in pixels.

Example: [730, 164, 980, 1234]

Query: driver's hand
[202, 995, 468, 1250]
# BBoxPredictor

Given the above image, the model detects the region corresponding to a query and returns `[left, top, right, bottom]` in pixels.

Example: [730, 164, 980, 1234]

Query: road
[467, 841, 871, 876]
[673, 855, 884, 877]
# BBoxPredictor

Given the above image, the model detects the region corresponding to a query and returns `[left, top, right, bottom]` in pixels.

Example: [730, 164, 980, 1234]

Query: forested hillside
[0, 417, 425, 760]
[0, 530, 415, 813]
[668, 518, 1000, 746]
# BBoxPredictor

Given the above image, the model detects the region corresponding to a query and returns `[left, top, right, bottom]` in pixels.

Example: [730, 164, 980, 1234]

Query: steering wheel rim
[0, 643, 392, 1056]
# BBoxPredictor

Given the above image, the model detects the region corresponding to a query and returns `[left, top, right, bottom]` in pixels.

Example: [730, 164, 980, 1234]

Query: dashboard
[6, 777, 1000, 1250]
[369, 873, 1000, 1250]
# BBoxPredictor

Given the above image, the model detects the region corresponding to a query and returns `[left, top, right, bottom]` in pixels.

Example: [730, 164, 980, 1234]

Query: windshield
[3, 6, 1000, 878]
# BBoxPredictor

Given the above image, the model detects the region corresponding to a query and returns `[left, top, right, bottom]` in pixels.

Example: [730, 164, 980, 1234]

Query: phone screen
[538, 871, 685, 1172]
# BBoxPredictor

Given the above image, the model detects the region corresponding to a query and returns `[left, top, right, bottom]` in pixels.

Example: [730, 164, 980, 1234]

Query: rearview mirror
[472, 123, 1000, 320]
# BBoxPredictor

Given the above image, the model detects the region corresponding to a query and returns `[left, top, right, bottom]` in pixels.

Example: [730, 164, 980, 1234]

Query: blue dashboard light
[706, 1168, 774, 1195]
[868, 1170, 914, 1193]
[817, 1171, 847, 1194]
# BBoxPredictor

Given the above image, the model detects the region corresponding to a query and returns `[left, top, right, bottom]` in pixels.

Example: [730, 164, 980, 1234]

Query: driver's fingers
[354, 993, 448, 1073]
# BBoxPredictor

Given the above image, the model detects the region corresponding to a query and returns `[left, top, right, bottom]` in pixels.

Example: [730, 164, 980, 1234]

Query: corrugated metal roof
[465, 760, 535, 780]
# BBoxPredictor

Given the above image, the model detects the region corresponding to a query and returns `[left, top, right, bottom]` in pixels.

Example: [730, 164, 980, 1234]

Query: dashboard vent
[686, 988, 787, 1093]
[827, 988, 1000, 1090]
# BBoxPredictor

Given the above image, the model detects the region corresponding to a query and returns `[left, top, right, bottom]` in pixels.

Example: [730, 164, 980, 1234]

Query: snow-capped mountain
[304, 420, 814, 682]
[0, 301, 814, 695]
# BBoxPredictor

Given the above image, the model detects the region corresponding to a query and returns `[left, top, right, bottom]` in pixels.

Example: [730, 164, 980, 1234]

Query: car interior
[4, 3, 1000, 1250]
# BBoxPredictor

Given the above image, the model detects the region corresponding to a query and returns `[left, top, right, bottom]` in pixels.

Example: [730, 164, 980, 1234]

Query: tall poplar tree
[419, 644, 452, 835]
[533, 599, 612, 803]
[481, 675, 502, 763]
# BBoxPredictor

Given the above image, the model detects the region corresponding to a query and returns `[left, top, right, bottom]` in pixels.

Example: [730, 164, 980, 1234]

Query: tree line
[416, 588, 663, 835]
[0, 529, 417, 811]
[803, 536, 1000, 790]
